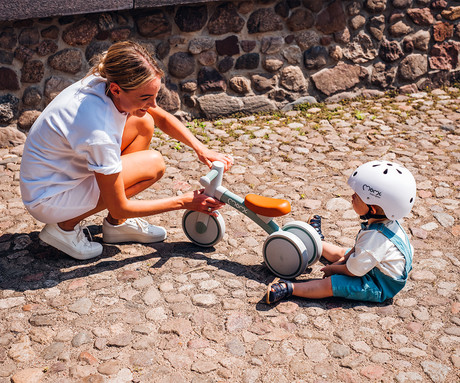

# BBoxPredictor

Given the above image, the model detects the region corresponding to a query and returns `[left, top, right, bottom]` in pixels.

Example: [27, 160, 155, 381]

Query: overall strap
[365, 223, 410, 256]
[365, 222, 413, 276]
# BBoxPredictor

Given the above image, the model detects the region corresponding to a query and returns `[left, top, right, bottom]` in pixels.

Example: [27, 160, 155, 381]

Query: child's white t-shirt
[20, 74, 127, 210]
[346, 220, 412, 279]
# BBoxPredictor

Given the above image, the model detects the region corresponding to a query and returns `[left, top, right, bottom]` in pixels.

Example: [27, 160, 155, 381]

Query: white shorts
[25, 176, 100, 224]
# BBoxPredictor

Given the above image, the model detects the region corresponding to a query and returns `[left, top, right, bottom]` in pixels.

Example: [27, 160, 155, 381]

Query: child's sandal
[266, 278, 293, 304]
[308, 214, 324, 240]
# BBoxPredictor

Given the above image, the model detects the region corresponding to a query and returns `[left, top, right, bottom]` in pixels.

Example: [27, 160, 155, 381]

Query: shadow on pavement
[0, 229, 271, 293]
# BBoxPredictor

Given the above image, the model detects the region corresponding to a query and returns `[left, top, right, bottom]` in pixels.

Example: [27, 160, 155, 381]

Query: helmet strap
[360, 205, 387, 220]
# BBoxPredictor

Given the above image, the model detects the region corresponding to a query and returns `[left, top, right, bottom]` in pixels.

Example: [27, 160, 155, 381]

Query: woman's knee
[148, 150, 165, 179]
[122, 114, 156, 153]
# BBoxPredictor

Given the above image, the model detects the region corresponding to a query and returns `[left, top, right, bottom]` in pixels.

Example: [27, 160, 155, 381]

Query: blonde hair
[88, 41, 164, 91]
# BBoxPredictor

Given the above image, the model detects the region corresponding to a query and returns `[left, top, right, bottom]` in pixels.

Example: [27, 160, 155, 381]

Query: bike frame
[199, 162, 280, 235]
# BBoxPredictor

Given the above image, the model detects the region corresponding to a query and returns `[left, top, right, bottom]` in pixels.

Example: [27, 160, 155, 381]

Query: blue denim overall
[331, 221, 413, 303]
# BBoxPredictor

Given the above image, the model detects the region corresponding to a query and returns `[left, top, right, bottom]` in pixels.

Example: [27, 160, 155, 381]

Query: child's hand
[321, 265, 334, 278]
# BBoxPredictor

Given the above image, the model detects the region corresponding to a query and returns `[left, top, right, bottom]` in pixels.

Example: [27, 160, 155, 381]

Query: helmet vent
[397, 169, 402, 174]
[352, 171, 357, 177]
[383, 169, 388, 174]
[410, 197, 413, 203]
[372, 164, 380, 167]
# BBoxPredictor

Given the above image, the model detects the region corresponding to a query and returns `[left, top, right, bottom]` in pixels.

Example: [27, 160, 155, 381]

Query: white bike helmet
[347, 160, 416, 221]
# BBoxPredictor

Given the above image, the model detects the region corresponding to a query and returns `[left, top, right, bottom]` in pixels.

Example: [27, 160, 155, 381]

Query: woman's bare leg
[58, 113, 163, 230]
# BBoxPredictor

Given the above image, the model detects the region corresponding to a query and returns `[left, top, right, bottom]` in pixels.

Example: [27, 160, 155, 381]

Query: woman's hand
[181, 189, 225, 216]
[196, 147, 234, 171]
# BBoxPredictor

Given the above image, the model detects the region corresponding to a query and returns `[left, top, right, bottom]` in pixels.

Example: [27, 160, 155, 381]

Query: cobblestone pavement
[0, 89, 459, 383]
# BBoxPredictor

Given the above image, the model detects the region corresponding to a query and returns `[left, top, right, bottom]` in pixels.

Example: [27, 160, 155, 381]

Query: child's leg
[266, 277, 334, 303]
[292, 277, 333, 299]
[321, 242, 348, 263]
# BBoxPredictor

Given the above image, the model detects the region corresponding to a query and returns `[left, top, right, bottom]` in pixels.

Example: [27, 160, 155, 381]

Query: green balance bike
[182, 161, 323, 279]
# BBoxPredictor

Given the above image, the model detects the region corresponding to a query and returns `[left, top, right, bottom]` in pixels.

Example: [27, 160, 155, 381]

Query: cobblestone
[0, 89, 459, 382]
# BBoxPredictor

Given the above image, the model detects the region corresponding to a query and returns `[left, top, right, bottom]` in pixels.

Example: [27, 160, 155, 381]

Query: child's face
[351, 193, 369, 216]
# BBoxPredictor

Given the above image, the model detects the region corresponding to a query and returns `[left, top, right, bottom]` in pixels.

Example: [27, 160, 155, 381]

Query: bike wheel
[182, 210, 225, 247]
[282, 221, 323, 267]
[263, 230, 308, 279]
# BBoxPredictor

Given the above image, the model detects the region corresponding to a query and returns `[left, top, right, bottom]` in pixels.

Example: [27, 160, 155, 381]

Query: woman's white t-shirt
[20, 75, 127, 212]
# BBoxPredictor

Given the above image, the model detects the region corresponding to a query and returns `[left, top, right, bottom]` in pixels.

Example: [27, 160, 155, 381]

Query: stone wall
[0, 0, 459, 142]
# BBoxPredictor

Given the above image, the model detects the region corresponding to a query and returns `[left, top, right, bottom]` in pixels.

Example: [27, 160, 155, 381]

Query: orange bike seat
[244, 194, 291, 217]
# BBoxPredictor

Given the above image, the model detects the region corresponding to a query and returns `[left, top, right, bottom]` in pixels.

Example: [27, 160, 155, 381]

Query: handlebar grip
[200, 169, 219, 187]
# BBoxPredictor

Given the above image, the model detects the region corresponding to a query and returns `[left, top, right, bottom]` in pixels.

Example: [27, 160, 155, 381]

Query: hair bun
[97, 62, 106, 77]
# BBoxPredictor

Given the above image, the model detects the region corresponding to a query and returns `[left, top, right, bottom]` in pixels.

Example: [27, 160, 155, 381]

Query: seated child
[266, 160, 416, 304]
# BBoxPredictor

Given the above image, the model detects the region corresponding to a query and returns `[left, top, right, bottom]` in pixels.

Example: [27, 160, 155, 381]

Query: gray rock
[107, 333, 132, 347]
[135, 10, 171, 38]
[168, 52, 195, 79]
[68, 297, 92, 315]
[433, 212, 454, 227]
[229, 76, 251, 94]
[0, 125, 26, 147]
[399, 54, 428, 82]
[10, 368, 44, 383]
[188, 37, 214, 55]
[304, 46, 329, 70]
[176, 7, 207, 33]
[260, 36, 284, 55]
[62, 19, 98, 46]
[280, 65, 306, 92]
[44, 76, 73, 103]
[42, 342, 65, 360]
[191, 293, 218, 307]
[0, 94, 19, 123]
[343, 32, 377, 63]
[328, 342, 351, 358]
[71, 331, 92, 347]
[18, 110, 41, 131]
[282, 45, 302, 65]
[281, 96, 318, 111]
[208, 3, 244, 35]
[365, 0, 387, 13]
[225, 337, 246, 356]
[287, 8, 315, 31]
[295, 30, 320, 50]
[48, 48, 83, 74]
[247, 8, 283, 34]
[420, 360, 451, 382]
[316, 0, 347, 34]
[22, 86, 42, 107]
[311, 63, 368, 96]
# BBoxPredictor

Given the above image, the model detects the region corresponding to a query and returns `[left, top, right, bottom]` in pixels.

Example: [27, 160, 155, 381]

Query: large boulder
[311, 63, 368, 96]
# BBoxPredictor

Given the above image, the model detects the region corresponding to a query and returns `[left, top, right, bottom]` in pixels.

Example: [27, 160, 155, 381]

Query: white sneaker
[39, 223, 103, 260]
[102, 218, 167, 244]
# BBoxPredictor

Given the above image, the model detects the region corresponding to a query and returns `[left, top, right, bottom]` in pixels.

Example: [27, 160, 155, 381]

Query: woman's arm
[95, 172, 224, 219]
[148, 107, 233, 170]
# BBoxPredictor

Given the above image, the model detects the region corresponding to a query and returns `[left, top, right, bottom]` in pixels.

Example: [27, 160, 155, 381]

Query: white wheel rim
[263, 230, 308, 279]
[182, 210, 225, 247]
[282, 221, 323, 267]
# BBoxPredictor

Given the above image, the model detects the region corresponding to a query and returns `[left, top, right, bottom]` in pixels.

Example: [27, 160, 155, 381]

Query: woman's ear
[109, 82, 121, 96]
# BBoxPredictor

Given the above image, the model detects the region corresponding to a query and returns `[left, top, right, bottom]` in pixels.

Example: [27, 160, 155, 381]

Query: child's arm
[330, 247, 355, 265]
[321, 263, 356, 278]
